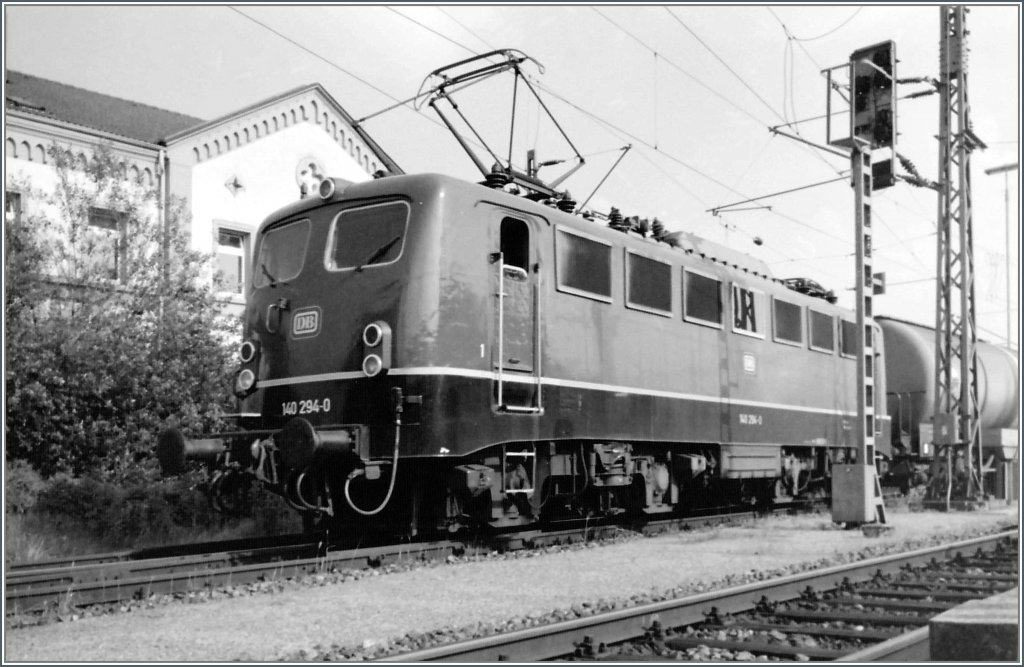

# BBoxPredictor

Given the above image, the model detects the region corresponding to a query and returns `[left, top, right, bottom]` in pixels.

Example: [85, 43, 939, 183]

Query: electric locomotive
[158, 171, 889, 536]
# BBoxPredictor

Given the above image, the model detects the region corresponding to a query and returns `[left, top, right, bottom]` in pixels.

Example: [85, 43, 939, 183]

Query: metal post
[853, 146, 876, 468]
[983, 162, 1018, 350]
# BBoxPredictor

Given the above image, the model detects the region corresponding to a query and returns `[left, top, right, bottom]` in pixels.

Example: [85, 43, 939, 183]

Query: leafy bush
[5, 459, 46, 515]
[34, 474, 221, 548]
[26, 474, 302, 552]
[5, 143, 237, 481]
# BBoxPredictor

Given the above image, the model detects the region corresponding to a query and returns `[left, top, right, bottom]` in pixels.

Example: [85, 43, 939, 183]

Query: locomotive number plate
[282, 398, 332, 416]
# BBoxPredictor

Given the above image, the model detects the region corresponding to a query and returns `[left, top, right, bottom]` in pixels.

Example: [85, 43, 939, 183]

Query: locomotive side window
[683, 268, 722, 328]
[500, 217, 529, 272]
[326, 201, 409, 271]
[731, 284, 765, 338]
[809, 309, 836, 353]
[254, 218, 310, 288]
[772, 298, 804, 346]
[839, 319, 858, 358]
[625, 250, 672, 316]
[555, 227, 612, 302]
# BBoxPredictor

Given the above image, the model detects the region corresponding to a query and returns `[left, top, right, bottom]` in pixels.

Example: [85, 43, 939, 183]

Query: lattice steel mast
[932, 6, 985, 505]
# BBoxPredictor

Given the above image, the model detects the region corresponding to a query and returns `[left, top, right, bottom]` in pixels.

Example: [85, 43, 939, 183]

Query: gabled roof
[163, 82, 403, 175]
[5, 70, 204, 144]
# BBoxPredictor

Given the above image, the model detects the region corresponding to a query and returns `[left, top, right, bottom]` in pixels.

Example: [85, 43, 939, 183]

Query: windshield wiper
[261, 262, 282, 288]
[355, 236, 401, 272]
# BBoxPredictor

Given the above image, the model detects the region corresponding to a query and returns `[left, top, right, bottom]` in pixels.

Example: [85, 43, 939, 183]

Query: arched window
[234, 132, 240, 147]
[34, 144, 46, 163]
[262, 120, 269, 135]
[253, 124, 260, 138]
[244, 128, 250, 143]
[214, 139, 221, 155]
[308, 101, 316, 121]
[21, 141, 32, 160]
[272, 117, 278, 132]
[291, 109, 297, 124]
[143, 167, 153, 187]
[129, 165, 140, 182]
[6, 138, 16, 158]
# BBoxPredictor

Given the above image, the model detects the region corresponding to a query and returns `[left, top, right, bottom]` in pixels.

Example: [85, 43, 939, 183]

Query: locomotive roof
[259, 172, 845, 310]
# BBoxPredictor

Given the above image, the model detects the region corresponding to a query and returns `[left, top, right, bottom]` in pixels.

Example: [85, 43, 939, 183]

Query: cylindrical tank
[878, 316, 1019, 433]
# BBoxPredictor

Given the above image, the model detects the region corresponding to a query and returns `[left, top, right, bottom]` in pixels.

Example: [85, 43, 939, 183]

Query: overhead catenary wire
[787, 7, 863, 42]
[236, 6, 864, 259]
[592, 8, 773, 128]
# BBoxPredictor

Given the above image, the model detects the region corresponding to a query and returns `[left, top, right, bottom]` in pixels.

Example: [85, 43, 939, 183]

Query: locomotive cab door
[493, 215, 542, 413]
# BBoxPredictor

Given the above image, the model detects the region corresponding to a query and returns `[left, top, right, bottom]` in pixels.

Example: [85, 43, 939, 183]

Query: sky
[4, 3, 1021, 349]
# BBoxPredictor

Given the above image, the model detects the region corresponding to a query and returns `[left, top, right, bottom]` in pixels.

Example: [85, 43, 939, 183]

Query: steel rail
[6, 504, 808, 614]
[379, 529, 1018, 662]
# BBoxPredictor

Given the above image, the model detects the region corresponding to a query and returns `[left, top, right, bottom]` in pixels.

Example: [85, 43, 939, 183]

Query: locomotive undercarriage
[163, 418, 837, 537]
[434, 440, 833, 534]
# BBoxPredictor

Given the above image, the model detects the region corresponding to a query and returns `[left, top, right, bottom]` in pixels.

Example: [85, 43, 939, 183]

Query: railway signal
[823, 40, 901, 527]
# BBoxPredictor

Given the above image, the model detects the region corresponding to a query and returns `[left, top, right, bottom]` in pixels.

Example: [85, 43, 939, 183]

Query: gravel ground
[4, 504, 1018, 662]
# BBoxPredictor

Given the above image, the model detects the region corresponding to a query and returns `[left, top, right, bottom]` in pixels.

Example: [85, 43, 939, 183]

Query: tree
[5, 143, 237, 481]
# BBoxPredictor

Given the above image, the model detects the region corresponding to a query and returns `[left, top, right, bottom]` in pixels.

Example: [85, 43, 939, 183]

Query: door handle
[266, 298, 290, 333]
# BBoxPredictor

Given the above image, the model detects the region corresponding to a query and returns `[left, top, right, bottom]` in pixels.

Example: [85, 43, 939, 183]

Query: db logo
[291, 307, 321, 339]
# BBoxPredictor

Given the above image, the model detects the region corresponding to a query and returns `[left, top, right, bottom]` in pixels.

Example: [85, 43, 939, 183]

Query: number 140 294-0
[282, 398, 332, 416]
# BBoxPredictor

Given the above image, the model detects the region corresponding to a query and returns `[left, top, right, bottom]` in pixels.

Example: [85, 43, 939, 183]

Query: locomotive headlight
[361, 321, 392, 376]
[363, 322, 384, 347]
[239, 341, 257, 363]
[235, 368, 256, 394]
[362, 353, 384, 377]
[318, 178, 335, 199]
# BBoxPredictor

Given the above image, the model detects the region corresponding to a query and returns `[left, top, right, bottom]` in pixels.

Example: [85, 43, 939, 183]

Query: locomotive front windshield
[326, 201, 409, 271]
[253, 218, 311, 288]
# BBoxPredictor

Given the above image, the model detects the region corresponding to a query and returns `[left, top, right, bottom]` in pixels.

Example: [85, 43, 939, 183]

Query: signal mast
[822, 39, 898, 526]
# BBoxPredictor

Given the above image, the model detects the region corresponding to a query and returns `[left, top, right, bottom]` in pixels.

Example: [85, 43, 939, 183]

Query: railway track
[6, 503, 804, 615]
[379, 529, 1018, 662]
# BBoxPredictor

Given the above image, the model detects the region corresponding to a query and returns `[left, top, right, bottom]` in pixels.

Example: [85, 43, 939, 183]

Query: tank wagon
[159, 172, 889, 536]
[879, 316, 1019, 495]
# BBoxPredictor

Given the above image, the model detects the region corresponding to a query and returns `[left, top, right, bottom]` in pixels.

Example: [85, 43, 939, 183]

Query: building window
[215, 228, 249, 294]
[555, 227, 612, 302]
[683, 268, 722, 327]
[809, 310, 836, 353]
[731, 284, 765, 338]
[5, 191, 23, 226]
[626, 250, 672, 316]
[772, 298, 804, 346]
[88, 207, 124, 281]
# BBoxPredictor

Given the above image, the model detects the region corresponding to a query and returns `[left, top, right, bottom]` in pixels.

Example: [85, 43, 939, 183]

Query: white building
[4, 70, 402, 314]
